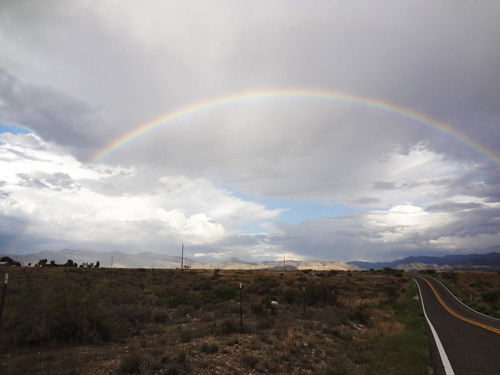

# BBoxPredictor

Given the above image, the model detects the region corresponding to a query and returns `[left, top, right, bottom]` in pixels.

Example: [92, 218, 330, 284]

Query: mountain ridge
[348, 250, 500, 271]
[3, 249, 359, 270]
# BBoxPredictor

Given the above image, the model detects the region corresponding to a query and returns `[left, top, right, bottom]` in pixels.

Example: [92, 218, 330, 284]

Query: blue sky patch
[0, 123, 31, 135]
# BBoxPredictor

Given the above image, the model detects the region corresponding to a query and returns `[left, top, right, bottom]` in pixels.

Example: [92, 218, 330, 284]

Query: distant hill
[348, 251, 500, 271]
[3, 249, 360, 270]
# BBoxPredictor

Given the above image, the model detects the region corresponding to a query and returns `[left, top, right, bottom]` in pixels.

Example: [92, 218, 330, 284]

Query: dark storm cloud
[424, 202, 485, 213]
[430, 165, 500, 203]
[0, 68, 97, 148]
[0, 1, 499, 261]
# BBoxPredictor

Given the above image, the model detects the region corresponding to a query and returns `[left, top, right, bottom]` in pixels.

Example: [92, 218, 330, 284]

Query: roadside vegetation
[0, 267, 430, 374]
[420, 270, 500, 319]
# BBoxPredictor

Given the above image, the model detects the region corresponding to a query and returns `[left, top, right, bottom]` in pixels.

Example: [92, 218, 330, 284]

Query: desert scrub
[241, 349, 259, 369]
[3, 277, 127, 345]
[431, 275, 500, 319]
[200, 340, 219, 353]
[119, 353, 143, 374]
[358, 279, 429, 374]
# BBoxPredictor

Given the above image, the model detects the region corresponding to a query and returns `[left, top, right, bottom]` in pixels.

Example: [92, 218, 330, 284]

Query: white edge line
[431, 276, 500, 322]
[412, 277, 455, 375]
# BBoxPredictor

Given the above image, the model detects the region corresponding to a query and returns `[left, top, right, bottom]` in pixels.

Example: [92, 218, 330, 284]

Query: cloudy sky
[1, 0, 499, 262]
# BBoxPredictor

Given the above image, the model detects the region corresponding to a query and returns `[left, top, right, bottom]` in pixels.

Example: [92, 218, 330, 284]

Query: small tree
[66, 259, 74, 267]
[38, 259, 48, 266]
[0, 256, 14, 265]
[212, 268, 221, 279]
[95, 261, 100, 268]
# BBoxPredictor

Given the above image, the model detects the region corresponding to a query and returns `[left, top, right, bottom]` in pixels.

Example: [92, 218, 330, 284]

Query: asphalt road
[413, 275, 500, 375]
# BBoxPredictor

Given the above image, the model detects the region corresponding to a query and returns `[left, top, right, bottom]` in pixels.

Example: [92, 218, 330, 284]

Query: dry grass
[0, 267, 429, 374]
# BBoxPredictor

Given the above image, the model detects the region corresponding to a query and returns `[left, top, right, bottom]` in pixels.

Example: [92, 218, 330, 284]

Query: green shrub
[242, 351, 259, 369]
[6, 280, 127, 345]
[220, 318, 239, 334]
[180, 330, 192, 343]
[119, 353, 143, 374]
[200, 341, 219, 353]
[339, 331, 353, 341]
[283, 289, 302, 305]
[204, 285, 238, 303]
[482, 290, 500, 303]
[157, 287, 200, 307]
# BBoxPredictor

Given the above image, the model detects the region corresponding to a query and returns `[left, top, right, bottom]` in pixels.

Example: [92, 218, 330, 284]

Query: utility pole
[181, 243, 184, 272]
[283, 254, 285, 272]
[111, 255, 113, 268]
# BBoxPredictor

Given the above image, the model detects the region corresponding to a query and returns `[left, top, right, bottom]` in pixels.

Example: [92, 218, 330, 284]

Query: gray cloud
[424, 202, 485, 213]
[373, 182, 398, 191]
[17, 172, 77, 190]
[347, 197, 381, 205]
[0, 69, 97, 150]
[0, 1, 498, 261]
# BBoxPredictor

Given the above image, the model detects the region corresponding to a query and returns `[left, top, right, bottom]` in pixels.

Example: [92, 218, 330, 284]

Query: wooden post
[0, 273, 8, 332]
[283, 254, 285, 272]
[303, 286, 306, 315]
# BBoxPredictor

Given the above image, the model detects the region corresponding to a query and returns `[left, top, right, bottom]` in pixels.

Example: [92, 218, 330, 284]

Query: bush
[305, 282, 337, 306]
[340, 331, 353, 341]
[482, 290, 500, 303]
[204, 285, 238, 303]
[220, 318, 239, 334]
[180, 330, 192, 343]
[200, 341, 219, 354]
[119, 353, 143, 374]
[283, 288, 302, 305]
[251, 302, 265, 315]
[349, 304, 372, 326]
[157, 287, 200, 307]
[242, 351, 259, 369]
[7, 281, 127, 344]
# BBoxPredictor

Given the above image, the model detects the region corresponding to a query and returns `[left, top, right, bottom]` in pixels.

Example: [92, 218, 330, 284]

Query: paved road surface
[413, 275, 500, 375]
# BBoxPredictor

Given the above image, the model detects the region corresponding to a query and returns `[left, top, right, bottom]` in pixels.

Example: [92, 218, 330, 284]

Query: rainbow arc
[87, 88, 500, 167]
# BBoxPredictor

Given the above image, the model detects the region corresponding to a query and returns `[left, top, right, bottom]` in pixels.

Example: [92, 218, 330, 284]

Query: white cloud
[0, 133, 280, 252]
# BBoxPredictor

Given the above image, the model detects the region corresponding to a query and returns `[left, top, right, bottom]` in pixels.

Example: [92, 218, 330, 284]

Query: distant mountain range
[6, 248, 500, 272]
[348, 251, 500, 271]
[3, 249, 359, 271]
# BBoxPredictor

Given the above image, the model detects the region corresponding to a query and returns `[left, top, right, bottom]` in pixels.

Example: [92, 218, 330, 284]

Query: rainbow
[3, 220, 31, 258]
[87, 88, 500, 167]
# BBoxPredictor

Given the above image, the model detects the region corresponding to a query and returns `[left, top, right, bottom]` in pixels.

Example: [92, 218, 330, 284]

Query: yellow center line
[415, 275, 500, 335]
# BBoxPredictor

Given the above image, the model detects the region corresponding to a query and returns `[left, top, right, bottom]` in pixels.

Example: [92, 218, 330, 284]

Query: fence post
[239, 283, 243, 331]
[303, 286, 306, 315]
[0, 273, 8, 332]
